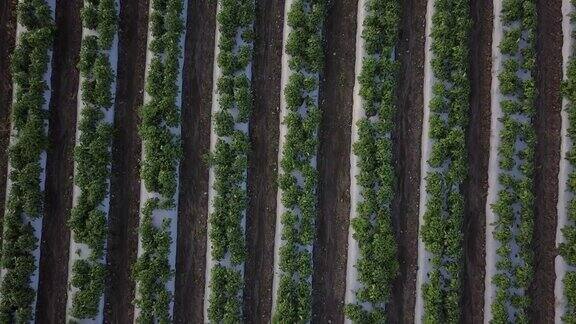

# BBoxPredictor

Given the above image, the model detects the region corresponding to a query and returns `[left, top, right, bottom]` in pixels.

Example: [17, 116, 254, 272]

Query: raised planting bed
[345, 0, 401, 322]
[271, 0, 326, 321]
[0, 0, 55, 322]
[204, 0, 255, 321]
[133, 0, 186, 321]
[486, 0, 537, 322]
[66, 0, 118, 321]
[558, 0, 576, 322]
[416, 0, 471, 322]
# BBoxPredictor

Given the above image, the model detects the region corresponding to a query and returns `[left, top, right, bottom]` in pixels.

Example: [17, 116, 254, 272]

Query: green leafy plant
[344, 0, 400, 322]
[490, 1, 537, 323]
[133, 0, 184, 322]
[67, 0, 118, 319]
[273, 0, 326, 322]
[207, 0, 254, 321]
[419, 0, 471, 322]
[133, 199, 174, 323]
[0, 0, 54, 322]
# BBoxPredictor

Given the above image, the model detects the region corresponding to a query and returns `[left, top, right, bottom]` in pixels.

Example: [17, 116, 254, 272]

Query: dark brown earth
[104, 0, 148, 322]
[0, 0, 16, 248]
[36, 0, 82, 322]
[462, 1, 492, 323]
[312, 0, 357, 323]
[531, 0, 562, 322]
[243, 0, 284, 322]
[387, 0, 425, 323]
[172, 0, 216, 322]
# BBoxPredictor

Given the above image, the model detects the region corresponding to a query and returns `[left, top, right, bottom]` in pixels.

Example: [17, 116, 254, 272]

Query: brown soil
[0, 0, 16, 247]
[242, 0, 284, 322]
[312, 0, 357, 323]
[387, 0, 426, 322]
[35, 0, 82, 322]
[531, 0, 562, 322]
[172, 0, 216, 322]
[103, 0, 149, 322]
[461, 1, 492, 323]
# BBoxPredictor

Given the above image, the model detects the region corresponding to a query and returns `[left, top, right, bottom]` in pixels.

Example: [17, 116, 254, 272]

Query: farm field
[1, 0, 576, 323]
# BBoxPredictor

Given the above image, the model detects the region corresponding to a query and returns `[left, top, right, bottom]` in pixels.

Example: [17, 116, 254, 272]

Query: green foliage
[0, 1, 53, 322]
[345, 0, 400, 322]
[133, 0, 184, 322]
[560, 2, 576, 321]
[81, 0, 118, 48]
[489, 1, 537, 322]
[274, 0, 325, 322]
[208, 265, 243, 323]
[70, 259, 106, 319]
[419, 0, 471, 322]
[67, 0, 118, 319]
[133, 199, 173, 324]
[17, 0, 54, 31]
[139, 0, 183, 207]
[207, 0, 254, 321]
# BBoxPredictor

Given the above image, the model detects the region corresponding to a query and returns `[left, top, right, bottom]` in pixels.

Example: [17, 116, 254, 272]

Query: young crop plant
[559, 1, 576, 322]
[490, 0, 537, 322]
[274, 0, 326, 322]
[133, 0, 184, 322]
[419, 0, 471, 322]
[67, 0, 117, 319]
[0, 0, 54, 322]
[345, 0, 400, 322]
[207, 0, 254, 322]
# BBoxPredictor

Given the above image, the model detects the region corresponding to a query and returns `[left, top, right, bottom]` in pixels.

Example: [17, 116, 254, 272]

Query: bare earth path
[104, 0, 148, 322]
[173, 0, 216, 322]
[243, 0, 284, 322]
[531, 0, 562, 322]
[36, 0, 82, 322]
[312, 0, 357, 322]
[463, 1, 492, 322]
[387, 0, 425, 322]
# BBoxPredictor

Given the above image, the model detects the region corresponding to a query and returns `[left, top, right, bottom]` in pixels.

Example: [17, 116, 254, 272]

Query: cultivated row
[417, 0, 471, 322]
[205, 0, 254, 321]
[3, 0, 576, 323]
[133, 0, 185, 321]
[66, 0, 118, 321]
[0, 0, 54, 321]
[272, 0, 326, 321]
[345, 0, 401, 322]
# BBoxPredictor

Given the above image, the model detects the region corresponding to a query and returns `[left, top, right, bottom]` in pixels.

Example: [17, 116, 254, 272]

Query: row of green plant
[0, 1, 54, 322]
[67, 0, 117, 319]
[490, 0, 537, 323]
[133, 0, 184, 322]
[207, 0, 254, 322]
[274, 0, 325, 322]
[558, 1, 576, 323]
[345, 0, 400, 322]
[133, 199, 173, 323]
[419, 0, 471, 322]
